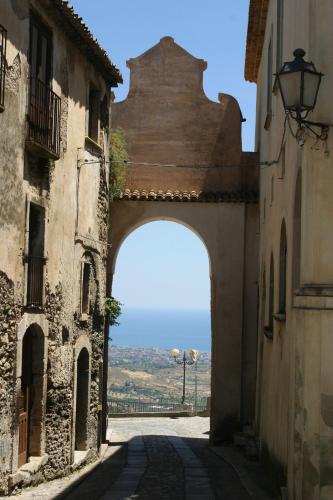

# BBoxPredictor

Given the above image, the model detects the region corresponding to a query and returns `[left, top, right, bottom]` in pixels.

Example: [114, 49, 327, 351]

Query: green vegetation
[105, 296, 122, 326]
[109, 127, 128, 199]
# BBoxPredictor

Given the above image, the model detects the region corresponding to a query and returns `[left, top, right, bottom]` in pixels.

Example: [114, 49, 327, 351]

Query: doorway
[18, 325, 44, 467]
[75, 348, 90, 451]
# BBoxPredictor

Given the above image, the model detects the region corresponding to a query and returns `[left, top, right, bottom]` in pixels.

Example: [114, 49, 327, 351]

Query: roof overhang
[244, 0, 269, 83]
[52, 1, 122, 86]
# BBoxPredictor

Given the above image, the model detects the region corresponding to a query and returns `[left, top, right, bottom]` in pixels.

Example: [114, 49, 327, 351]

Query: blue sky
[112, 222, 211, 310]
[70, 0, 256, 311]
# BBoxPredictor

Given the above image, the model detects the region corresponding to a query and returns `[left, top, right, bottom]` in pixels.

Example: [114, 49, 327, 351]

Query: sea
[109, 308, 211, 352]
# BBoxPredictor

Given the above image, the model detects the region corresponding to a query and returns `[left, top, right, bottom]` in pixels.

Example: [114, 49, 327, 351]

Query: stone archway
[108, 200, 258, 442]
[72, 335, 92, 460]
[75, 348, 90, 451]
[18, 323, 45, 467]
[105, 37, 259, 442]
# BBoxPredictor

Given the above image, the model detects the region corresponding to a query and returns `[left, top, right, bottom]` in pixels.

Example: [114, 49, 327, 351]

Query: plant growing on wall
[105, 296, 122, 326]
[110, 127, 128, 199]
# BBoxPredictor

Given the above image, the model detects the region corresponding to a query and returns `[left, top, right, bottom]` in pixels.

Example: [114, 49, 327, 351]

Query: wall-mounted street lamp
[276, 49, 332, 145]
[170, 348, 198, 405]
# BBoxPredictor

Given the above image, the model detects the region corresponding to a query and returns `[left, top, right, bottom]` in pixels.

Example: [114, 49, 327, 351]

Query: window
[0, 24, 7, 111]
[270, 176, 274, 205]
[276, 0, 284, 72]
[62, 326, 70, 345]
[26, 203, 45, 307]
[278, 144, 286, 179]
[264, 253, 274, 339]
[29, 14, 52, 85]
[279, 220, 287, 315]
[27, 14, 60, 158]
[264, 30, 273, 129]
[88, 85, 100, 142]
[100, 94, 109, 130]
[293, 170, 302, 290]
[81, 262, 91, 315]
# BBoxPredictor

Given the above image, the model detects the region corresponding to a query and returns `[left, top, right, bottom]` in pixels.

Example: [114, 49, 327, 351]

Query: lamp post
[276, 48, 332, 144]
[170, 348, 198, 405]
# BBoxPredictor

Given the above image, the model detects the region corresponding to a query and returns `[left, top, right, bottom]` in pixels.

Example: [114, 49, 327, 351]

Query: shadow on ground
[57, 432, 278, 500]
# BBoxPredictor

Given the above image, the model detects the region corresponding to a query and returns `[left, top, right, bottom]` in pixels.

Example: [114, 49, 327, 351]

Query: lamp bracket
[287, 111, 332, 144]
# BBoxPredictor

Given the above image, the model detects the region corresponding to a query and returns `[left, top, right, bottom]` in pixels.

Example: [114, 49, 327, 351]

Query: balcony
[25, 255, 46, 308]
[26, 77, 61, 159]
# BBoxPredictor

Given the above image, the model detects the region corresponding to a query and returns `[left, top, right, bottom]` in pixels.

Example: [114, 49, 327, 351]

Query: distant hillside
[108, 345, 211, 402]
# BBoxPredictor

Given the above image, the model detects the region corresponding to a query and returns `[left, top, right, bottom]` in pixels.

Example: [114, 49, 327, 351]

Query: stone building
[109, 37, 260, 443]
[246, 0, 333, 498]
[0, 0, 121, 494]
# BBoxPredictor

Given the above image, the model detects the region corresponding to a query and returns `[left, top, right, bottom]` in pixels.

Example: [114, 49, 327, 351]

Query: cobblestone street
[8, 417, 277, 500]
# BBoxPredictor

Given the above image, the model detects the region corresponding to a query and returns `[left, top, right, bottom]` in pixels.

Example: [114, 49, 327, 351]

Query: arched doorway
[18, 325, 45, 467]
[75, 348, 90, 451]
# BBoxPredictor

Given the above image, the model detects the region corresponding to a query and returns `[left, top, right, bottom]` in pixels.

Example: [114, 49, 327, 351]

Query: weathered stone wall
[0, 0, 114, 494]
[0, 273, 21, 495]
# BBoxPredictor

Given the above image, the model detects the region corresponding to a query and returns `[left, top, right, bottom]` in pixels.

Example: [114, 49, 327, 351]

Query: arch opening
[109, 220, 212, 415]
[293, 169, 302, 291]
[279, 219, 287, 315]
[75, 347, 90, 451]
[18, 324, 45, 467]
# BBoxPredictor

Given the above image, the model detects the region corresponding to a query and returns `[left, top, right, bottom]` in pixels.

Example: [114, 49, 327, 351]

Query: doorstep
[8, 454, 48, 490]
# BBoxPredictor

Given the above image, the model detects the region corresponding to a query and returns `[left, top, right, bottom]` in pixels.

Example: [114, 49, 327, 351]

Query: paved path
[8, 417, 277, 500]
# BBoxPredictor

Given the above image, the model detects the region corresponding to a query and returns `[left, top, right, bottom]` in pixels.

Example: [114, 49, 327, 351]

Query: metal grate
[27, 77, 61, 158]
[0, 25, 7, 110]
[26, 255, 45, 308]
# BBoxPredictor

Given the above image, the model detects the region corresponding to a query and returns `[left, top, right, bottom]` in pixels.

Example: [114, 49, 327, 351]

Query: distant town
[108, 346, 211, 403]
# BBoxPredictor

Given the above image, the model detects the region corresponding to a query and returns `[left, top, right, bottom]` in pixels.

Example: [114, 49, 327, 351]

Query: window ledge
[24, 304, 44, 312]
[295, 284, 333, 297]
[264, 326, 273, 340]
[85, 136, 103, 157]
[264, 112, 272, 130]
[273, 313, 286, 322]
[80, 313, 89, 322]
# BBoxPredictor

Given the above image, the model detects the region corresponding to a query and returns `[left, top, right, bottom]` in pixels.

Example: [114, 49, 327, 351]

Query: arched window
[80, 252, 97, 317]
[265, 254, 274, 339]
[293, 169, 302, 290]
[262, 267, 266, 328]
[279, 220, 287, 315]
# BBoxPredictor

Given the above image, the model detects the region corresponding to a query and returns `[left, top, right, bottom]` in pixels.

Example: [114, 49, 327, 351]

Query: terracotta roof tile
[119, 189, 259, 203]
[52, 1, 122, 86]
[245, 0, 269, 83]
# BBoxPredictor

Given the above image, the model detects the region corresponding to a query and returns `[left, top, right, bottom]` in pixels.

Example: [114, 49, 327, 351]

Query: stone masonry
[0, 0, 121, 495]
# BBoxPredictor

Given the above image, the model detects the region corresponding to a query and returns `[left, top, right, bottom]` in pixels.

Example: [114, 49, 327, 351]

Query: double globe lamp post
[170, 348, 199, 405]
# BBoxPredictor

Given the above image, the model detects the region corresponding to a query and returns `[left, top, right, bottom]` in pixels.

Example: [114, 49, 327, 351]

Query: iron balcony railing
[0, 25, 7, 110]
[25, 255, 46, 308]
[27, 77, 61, 158]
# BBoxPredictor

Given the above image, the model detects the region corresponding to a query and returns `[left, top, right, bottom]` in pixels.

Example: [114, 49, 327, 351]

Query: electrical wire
[77, 112, 317, 172]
